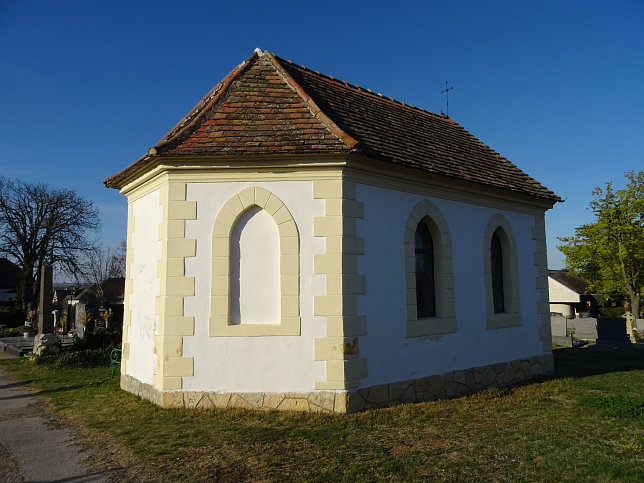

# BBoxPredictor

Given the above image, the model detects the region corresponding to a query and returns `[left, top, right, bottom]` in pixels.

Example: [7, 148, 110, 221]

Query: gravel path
[0, 352, 107, 482]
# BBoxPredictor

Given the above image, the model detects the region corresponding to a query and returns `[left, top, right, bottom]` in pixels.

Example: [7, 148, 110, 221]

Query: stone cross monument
[37, 265, 54, 334]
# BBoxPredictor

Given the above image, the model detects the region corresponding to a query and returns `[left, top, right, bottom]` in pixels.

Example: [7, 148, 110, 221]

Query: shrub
[26, 346, 117, 368]
[72, 330, 122, 351]
[56, 347, 114, 367]
[21, 329, 122, 368]
[598, 306, 626, 317]
[0, 305, 26, 328]
[1, 325, 33, 337]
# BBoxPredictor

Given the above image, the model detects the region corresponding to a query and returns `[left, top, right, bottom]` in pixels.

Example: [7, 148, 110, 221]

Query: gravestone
[595, 317, 632, 350]
[33, 265, 60, 355]
[37, 265, 54, 334]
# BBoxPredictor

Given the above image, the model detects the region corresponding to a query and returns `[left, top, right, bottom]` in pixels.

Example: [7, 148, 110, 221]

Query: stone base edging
[120, 353, 553, 413]
[345, 353, 553, 412]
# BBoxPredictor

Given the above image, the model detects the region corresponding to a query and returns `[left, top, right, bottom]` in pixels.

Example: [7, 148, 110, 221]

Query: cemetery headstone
[595, 317, 632, 350]
[37, 265, 54, 334]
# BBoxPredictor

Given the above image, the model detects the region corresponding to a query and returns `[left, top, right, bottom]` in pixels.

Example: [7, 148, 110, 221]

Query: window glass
[415, 221, 436, 318]
[491, 230, 505, 313]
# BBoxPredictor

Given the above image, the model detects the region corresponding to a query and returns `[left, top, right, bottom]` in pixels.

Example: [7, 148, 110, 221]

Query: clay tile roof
[104, 49, 560, 202]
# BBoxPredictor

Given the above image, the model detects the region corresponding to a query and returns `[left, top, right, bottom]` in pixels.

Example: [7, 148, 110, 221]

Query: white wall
[550, 303, 573, 317]
[548, 277, 581, 304]
[126, 190, 162, 385]
[355, 183, 546, 387]
[183, 180, 326, 393]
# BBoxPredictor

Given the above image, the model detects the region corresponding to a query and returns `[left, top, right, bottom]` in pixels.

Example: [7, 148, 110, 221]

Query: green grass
[2, 348, 644, 482]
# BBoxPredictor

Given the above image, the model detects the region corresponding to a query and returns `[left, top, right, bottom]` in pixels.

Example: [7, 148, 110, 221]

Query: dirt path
[0, 352, 107, 482]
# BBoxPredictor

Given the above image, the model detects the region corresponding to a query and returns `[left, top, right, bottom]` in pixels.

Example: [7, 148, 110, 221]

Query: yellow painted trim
[116, 155, 350, 197]
[154, 181, 197, 388]
[314, 337, 359, 361]
[209, 186, 301, 336]
[324, 315, 366, 337]
[312, 178, 367, 389]
[403, 199, 457, 338]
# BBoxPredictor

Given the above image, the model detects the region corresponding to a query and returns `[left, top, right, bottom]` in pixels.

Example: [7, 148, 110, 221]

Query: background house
[548, 269, 599, 318]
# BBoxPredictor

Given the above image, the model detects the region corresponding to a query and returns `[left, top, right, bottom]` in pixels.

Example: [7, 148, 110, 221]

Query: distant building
[548, 270, 599, 318]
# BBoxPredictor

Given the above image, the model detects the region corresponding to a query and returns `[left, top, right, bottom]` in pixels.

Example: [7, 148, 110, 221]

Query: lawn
[2, 348, 643, 482]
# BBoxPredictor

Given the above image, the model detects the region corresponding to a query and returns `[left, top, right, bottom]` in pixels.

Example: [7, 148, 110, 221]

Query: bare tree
[0, 177, 100, 309]
[79, 243, 126, 305]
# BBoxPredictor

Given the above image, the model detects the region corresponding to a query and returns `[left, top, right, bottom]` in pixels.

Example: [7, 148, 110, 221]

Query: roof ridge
[272, 53, 451, 123]
[150, 49, 261, 155]
[266, 52, 358, 149]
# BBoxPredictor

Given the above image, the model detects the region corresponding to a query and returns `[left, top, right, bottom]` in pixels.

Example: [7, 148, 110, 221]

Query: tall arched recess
[482, 214, 522, 329]
[403, 199, 456, 338]
[210, 186, 301, 336]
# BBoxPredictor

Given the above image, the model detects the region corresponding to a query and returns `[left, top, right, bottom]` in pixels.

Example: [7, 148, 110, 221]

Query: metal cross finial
[441, 81, 454, 118]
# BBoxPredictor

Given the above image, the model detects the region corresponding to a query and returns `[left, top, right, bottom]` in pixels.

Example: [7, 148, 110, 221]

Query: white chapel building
[104, 49, 561, 412]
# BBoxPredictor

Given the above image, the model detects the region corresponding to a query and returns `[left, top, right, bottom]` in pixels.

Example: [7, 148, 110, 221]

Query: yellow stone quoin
[120, 180, 194, 392]
[312, 177, 367, 390]
[154, 181, 196, 390]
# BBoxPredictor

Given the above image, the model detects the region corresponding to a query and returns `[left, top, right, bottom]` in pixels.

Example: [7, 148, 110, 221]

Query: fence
[551, 315, 644, 346]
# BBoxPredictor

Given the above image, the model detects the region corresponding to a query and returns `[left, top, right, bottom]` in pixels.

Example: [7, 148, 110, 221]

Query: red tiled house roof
[104, 49, 560, 202]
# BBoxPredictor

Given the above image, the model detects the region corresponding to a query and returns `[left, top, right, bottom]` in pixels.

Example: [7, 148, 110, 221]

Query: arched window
[415, 221, 436, 318]
[483, 215, 522, 329]
[210, 186, 300, 336]
[403, 200, 456, 337]
[491, 230, 505, 313]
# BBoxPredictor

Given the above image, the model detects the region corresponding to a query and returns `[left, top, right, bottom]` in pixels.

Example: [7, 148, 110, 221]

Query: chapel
[104, 48, 561, 412]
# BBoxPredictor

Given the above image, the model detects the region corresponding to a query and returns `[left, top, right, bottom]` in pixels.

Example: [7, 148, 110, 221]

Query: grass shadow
[0, 384, 85, 401]
[553, 346, 644, 378]
[0, 380, 34, 390]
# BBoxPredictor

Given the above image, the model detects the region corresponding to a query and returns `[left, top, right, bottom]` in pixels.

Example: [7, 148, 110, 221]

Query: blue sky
[1, 0, 642, 269]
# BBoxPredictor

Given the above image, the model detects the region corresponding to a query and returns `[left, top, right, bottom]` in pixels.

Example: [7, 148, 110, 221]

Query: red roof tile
[104, 49, 560, 202]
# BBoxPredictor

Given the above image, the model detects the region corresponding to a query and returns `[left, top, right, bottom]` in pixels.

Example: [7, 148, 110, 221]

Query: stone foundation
[344, 352, 554, 412]
[120, 353, 553, 413]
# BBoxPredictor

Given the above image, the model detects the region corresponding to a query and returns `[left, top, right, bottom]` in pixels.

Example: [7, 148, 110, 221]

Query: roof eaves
[153, 50, 260, 155]
[103, 49, 262, 189]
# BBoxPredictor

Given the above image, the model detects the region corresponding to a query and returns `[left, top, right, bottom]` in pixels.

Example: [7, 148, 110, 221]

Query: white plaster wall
[183, 180, 326, 393]
[356, 183, 547, 387]
[126, 190, 162, 385]
[230, 207, 281, 325]
[548, 277, 581, 304]
[550, 314, 568, 337]
[550, 303, 573, 317]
